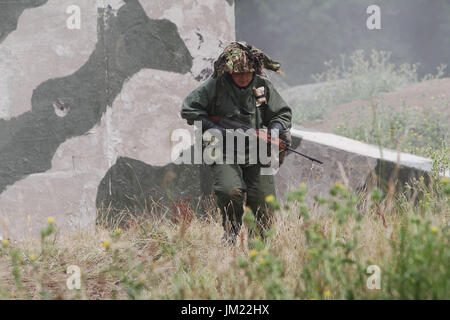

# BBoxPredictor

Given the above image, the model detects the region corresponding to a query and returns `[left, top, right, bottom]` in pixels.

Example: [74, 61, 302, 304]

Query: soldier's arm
[264, 81, 292, 130]
[180, 78, 215, 124]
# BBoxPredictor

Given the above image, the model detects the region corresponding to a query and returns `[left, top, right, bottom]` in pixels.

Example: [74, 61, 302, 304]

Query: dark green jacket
[180, 73, 292, 130]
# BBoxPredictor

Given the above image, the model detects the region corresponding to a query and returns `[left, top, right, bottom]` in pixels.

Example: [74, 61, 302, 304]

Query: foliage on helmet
[213, 41, 283, 78]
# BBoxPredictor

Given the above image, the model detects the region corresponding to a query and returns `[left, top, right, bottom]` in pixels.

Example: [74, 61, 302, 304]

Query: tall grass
[0, 156, 448, 300]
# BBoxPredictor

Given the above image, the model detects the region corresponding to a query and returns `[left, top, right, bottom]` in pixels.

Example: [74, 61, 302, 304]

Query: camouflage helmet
[213, 41, 283, 78]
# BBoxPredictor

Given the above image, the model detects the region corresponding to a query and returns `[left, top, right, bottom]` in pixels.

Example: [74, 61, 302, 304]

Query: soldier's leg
[210, 163, 246, 241]
[242, 164, 276, 239]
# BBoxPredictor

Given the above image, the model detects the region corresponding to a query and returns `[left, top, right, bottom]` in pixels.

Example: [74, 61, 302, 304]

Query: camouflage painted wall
[0, 0, 235, 240]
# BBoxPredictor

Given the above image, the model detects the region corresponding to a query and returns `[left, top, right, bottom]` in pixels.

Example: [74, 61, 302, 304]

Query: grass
[0, 155, 448, 300]
[290, 49, 447, 124]
[288, 49, 449, 158]
[333, 95, 449, 157]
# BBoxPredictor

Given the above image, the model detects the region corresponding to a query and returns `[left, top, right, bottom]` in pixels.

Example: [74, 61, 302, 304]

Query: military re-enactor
[181, 41, 292, 245]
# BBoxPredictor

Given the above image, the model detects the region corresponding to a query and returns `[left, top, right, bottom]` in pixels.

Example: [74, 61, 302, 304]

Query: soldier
[181, 41, 292, 245]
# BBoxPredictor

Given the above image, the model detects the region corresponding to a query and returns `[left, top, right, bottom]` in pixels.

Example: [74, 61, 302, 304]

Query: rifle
[208, 115, 323, 164]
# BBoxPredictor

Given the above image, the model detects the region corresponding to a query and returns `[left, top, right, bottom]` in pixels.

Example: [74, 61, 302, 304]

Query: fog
[235, 0, 450, 86]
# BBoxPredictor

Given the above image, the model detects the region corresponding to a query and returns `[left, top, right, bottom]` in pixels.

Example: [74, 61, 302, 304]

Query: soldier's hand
[279, 129, 291, 166]
[268, 122, 291, 166]
[280, 129, 292, 148]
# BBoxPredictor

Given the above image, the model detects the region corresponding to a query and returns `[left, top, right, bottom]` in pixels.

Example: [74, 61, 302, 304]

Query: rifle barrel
[287, 147, 323, 164]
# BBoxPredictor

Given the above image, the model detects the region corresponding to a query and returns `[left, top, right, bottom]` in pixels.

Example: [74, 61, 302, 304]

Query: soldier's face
[230, 72, 253, 87]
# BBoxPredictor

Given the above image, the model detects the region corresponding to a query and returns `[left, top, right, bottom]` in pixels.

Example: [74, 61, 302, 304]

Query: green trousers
[210, 163, 276, 238]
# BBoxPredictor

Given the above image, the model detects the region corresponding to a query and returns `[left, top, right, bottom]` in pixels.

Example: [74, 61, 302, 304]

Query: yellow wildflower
[265, 194, 275, 203]
[431, 226, 438, 233]
[334, 182, 345, 189]
[115, 228, 123, 235]
[30, 254, 37, 261]
[258, 258, 265, 265]
[323, 290, 331, 297]
[249, 249, 258, 257]
[102, 241, 110, 250]
[261, 249, 268, 256]
[2, 239, 9, 247]
[47, 217, 55, 224]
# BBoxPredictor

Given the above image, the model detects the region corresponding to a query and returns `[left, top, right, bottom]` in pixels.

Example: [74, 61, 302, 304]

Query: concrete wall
[0, 0, 235, 240]
[276, 126, 444, 203]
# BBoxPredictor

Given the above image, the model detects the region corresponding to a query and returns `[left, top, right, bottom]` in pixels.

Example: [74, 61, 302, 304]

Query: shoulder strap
[255, 75, 270, 101]
[206, 76, 222, 115]
[254, 76, 271, 128]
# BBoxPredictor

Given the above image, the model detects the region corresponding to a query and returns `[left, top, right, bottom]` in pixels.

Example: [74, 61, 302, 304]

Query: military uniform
[180, 42, 292, 244]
